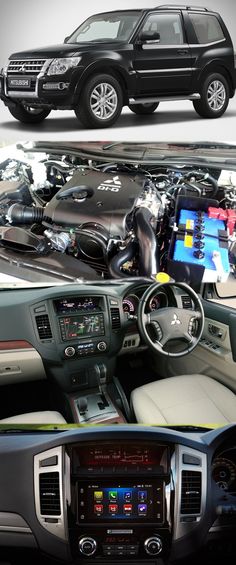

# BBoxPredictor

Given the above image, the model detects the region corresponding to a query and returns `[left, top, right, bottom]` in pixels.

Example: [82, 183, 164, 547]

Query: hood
[10, 41, 126, 60]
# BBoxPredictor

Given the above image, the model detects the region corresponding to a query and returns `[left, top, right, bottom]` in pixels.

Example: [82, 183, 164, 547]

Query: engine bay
[0, 145, 235, 283]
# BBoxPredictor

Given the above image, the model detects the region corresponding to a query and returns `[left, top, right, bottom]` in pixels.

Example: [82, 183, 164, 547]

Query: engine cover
[43, 170, 146, 238]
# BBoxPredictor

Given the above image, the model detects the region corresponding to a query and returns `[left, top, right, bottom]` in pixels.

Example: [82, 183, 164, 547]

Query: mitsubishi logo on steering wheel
[171, 313, 181, 326]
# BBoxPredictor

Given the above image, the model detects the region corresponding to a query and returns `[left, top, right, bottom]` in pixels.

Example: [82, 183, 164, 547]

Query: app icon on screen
[138, 490, 147, 502]
[94, 504, 103, 515]
[123, 503, 133, 514]
[124, 491, 132, 501]
[94, 491, 103, 501]
[109, 490, 118, 501]
[138, 503, 147, 515]
[109, 503, 118, 514]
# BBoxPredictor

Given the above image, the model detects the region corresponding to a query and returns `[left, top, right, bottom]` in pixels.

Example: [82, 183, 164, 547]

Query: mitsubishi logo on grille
[19, 63, 26, 72]
[171, 313, 181, 326]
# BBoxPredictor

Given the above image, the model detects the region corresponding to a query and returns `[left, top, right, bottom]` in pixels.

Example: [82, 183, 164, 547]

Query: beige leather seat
[0, 411, 67, 424]
[131, 374, 236, 425]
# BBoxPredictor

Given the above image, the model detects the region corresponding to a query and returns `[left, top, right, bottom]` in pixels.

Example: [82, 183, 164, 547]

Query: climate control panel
[77, 530, 167, 560]
[64, 340, 107, 358]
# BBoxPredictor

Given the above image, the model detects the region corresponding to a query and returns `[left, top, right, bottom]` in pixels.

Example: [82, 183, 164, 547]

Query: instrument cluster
[122, 291, 168, 315]
[212, 449, 236, 492]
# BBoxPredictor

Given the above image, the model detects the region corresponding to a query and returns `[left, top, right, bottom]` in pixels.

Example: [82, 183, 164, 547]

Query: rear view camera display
[78, 482, 164, 524]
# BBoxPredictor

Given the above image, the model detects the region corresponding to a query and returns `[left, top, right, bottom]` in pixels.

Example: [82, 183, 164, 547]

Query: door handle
[177, 49, 189, 55]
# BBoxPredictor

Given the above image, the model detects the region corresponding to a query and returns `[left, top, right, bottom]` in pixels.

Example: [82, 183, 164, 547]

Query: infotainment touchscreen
[78, 481, 164, 524]
[59, 313, 104, 340]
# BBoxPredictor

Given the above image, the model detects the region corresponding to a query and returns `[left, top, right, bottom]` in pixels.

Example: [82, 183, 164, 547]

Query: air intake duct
[108, 241, 138, 278]
[6, 203, 44, 224]
[134, 207, 160, 276]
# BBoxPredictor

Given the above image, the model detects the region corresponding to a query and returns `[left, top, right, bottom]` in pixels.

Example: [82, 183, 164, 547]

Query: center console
[53, 296, 109, 359]
[67, 441, 172, 562]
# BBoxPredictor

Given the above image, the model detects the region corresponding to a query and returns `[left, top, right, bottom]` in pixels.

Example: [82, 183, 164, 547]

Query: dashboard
[0, 424, 235, 564]
[0, 279, 183, 394]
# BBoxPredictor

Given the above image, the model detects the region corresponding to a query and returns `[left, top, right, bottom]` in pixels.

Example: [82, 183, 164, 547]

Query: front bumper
[0, 65, 84, 109]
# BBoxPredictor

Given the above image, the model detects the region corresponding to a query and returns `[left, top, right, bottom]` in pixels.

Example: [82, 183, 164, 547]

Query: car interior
[0, 423, 236, 565]
[0, 278, 235, 426]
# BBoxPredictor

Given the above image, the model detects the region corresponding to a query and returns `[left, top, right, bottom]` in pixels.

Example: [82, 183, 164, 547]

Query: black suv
[1, 4, 235, 128]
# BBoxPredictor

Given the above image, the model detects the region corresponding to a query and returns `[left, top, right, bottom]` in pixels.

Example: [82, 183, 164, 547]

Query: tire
[75, 73, 123, 128]
[129, 102, 159, 115]
[8, 103, 51, 124]
[193, 73, 229, 119]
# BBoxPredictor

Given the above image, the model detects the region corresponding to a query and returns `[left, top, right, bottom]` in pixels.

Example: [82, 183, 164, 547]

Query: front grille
[7, 59, 47, 74]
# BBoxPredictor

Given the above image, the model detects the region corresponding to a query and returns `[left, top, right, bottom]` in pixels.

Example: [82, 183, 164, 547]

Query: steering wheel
[137, 282, 204, 358]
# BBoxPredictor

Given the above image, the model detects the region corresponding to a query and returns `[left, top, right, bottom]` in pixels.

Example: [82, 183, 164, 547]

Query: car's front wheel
[193, 73, 229, 118]
[8, 103, 51, 124]
[75, 74, 123, 128]
[129, 102, 159, 115]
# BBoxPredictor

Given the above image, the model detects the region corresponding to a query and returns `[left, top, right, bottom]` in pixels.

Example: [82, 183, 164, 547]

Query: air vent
[111, 307, 121, 330]
[36, 314, 52, 340]
[181, 471, 202, 515]
[181, 295, 192, 309]
[39, 472, 61, 516]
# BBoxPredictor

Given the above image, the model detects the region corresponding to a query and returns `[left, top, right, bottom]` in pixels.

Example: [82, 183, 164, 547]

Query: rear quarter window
[189, 14, 225, 44]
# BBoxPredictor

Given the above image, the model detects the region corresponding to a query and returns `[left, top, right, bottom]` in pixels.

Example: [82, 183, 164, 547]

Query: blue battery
[178, 209, 225, 236]
[173, 235, 230, 274]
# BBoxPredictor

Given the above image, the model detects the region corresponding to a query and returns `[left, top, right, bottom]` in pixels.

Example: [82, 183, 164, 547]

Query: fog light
[43, 82, 69, 91]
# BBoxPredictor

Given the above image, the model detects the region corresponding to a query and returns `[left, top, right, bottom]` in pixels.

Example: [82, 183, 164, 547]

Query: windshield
[66, 11, 141, 43]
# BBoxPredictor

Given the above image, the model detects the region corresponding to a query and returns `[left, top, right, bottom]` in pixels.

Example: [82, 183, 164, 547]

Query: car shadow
[1, 107, 235, 133]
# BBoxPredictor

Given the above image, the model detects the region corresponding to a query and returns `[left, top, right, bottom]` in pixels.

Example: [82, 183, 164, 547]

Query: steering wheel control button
[152, 321, 163, 341]
[144, 536, 162, 556]
[97, 341, 107, 352]
[64, 346, 76, 358]
[79, 537, 97, 556]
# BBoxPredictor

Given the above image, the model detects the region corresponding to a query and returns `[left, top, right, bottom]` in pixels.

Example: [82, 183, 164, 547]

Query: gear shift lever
[77, 397, 88, 415]
[94, 363, 107, 394]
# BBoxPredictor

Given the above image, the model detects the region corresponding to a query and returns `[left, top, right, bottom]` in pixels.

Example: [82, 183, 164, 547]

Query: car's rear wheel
[129, 102, 159, 115]
[75, 74, 123, 128]
[193, 73, 229, 118]
[8, 103, 51, 124]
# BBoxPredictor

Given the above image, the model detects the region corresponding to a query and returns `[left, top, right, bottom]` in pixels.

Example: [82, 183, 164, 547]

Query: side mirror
[139, 30, 160, 44]
[64, 36, 69, 43]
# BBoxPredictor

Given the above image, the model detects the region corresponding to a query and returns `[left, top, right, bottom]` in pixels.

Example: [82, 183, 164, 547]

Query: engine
[0, 147, 235, 283]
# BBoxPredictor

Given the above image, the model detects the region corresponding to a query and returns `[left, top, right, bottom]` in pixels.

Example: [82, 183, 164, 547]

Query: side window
[206, 281, 236, 310]
[141, 13, 184, 45]
[189, 14, 225, 44]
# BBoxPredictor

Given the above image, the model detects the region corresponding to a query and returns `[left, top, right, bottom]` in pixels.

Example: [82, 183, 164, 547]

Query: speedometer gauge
[212, 457, 236, 490]
[122, 295, 139, 314]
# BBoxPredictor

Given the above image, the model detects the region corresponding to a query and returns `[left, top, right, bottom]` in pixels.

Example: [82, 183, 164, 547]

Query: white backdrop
[0, 0, 235, 141]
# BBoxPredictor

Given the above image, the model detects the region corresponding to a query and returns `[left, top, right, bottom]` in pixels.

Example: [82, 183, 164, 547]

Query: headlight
[47, 57, 81, 76]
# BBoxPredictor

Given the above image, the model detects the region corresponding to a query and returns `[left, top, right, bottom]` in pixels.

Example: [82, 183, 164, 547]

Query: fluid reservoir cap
[155, 272, 171, 283]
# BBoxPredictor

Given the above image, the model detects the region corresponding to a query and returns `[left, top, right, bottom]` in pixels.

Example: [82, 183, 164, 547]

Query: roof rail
[155, 5, 209, 11]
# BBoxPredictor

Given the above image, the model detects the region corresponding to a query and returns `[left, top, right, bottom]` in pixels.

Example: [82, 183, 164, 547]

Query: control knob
[64, 346, 76, 358]
[144, 536, 162, 556]
[79, 536, 97, 556]
[97, 341, 107, 352]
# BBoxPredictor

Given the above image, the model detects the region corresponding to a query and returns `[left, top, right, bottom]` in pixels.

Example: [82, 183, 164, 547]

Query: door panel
[133, 12, 193, 94]
[153, 300, 236, 393]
